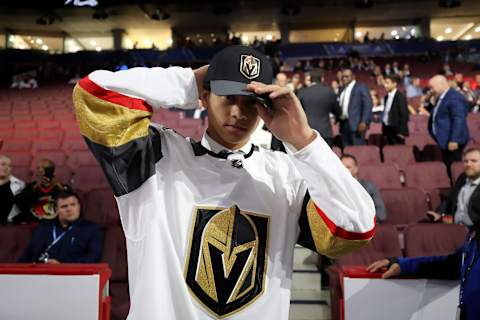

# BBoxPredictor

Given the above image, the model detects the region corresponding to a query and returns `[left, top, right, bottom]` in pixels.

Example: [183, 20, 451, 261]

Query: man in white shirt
[382, 75, 409, 145]
[73, 46, 375, 319]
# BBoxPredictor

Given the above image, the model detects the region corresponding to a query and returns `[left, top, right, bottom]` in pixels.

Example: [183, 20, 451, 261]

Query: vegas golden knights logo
[239, 55, 261, 80]
[185, 205, 269, 318]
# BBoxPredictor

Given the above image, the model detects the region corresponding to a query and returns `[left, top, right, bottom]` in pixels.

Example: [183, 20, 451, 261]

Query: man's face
[275, 73, 288, 87]
[202, 92, 261, 149]
[0, 157, 12, 179]
[429, 79, 444, 96]
[413, 77, 420, 86]
[464, 151, 480, 179]
[341, 157, 359, 178]
[384, 78, 397, 92]
[341, 70, 353, 86]
[56, 196, 81, 224]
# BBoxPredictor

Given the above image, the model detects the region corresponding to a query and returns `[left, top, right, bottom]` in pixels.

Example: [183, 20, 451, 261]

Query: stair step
[289, 303, 331, 320]
[293, 246, 319, 271]
[291, 289, 328, 303]
[292, 270, 321, 292]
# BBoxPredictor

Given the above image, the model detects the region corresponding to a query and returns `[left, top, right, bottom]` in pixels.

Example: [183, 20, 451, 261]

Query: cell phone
[255, 94, 273, 110]
[44, 166, 55, 180]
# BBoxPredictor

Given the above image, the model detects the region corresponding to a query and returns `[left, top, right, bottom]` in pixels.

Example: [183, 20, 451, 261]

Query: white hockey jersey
[72, 67, 375, 320]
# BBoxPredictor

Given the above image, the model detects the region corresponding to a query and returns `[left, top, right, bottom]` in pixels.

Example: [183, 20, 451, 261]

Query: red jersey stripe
[314, 203, 375, 240]
[79, 76, 153, 113]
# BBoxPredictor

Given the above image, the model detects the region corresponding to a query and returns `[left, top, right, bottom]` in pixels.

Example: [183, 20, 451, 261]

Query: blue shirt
[398, 232, 479, 320]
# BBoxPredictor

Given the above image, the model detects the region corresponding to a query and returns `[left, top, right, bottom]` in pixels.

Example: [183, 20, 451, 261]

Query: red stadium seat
[37, 120, 60, 129]
[0, 225, 32, 262]
[344, 145, 381, 165]
[84, 188, 120, 227]
[381, 188, 430, 225]
[6, 151, 31, 167]
[450, 161, 464, 183]
[404, 162, 451, 190]
[62, 137, 88, 152]
[54, 165, 73, 185]
[1, 138, 32, 152]
[66, 151, 98, 168]
[382, 145, 416, 169]
[11, 166, 31, 182]
[358, 164, 402, 189]
[0, 121, 13, 129]
[404, 224, 468, 257]
[38, 129, 64, 139]
[0, 129, 13, 140]
[14, 120, 36, 129]
[71, 165, 110, 192]
[32, 139, 62, 152]
[405, 133, 436, 150]
[102, 226, 129, 320]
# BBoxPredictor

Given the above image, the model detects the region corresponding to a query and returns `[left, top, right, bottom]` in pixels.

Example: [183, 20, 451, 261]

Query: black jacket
[297, 84, 341, 139]
[382, 90, 409, 136]
[440, 173, 480, 226]
[18, 218, 103, 263]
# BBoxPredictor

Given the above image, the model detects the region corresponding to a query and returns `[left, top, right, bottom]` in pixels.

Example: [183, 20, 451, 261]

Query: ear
[201, 90, 211, 109]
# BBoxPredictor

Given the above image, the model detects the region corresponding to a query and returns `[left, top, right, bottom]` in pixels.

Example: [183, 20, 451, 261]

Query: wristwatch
[386, 257, 399, 268]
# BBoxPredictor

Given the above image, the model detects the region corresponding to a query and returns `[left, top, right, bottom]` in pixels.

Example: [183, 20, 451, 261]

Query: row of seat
[0, 224, 128, 320]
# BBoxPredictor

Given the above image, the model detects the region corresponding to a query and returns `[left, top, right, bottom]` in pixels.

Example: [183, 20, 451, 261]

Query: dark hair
[384, 74, 400, 85]
[340, 153, 358, 166]
[53, 188, 80, 208]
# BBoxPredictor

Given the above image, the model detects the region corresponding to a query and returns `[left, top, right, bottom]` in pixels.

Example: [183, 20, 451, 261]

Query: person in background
[13, 159, 65, 223]
[275, 72, 288, 87]
[341, 154, 387, 223]
[287, 73, 303, 93]
[18, 189, 103, 264]
[428, 75, 470, 175]
[405, 76, 423, 98]
[427, 148, 480, 226]
[382, 75, 409, 144]
[0, 155, 25, 224]
[338, 68, 373, 146]
[370, 89, 384, 123]
[297, 71, 342, 147]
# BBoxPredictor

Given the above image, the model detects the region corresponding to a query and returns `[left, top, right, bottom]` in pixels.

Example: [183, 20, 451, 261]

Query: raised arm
[72, 66, 205, 196]
[248, 82, 376, 258]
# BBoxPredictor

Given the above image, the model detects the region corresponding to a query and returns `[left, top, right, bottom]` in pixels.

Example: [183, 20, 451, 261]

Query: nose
[230, 103, 248, 121]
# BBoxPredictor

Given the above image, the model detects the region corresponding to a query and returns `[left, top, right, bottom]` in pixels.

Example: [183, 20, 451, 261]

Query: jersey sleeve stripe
[73, 83, 152, 148]
[305, 199, 373, 258]
[313, 202, 376, 241]
[79, 76, 154, 113]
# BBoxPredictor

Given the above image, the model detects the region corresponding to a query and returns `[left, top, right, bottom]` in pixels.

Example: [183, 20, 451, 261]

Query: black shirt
[0, 181, 14, 224]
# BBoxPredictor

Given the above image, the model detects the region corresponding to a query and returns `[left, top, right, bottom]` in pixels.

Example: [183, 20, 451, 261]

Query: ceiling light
[42, 45, 48, 50]
[143, 39, 151, 46]
[391, 30, 398, 36]
[437, 35, 444, 41]
[355, 31, 362, 38]
[411, 29, 416, 35]
[90, 40, 96, 46]
[36, 39, 43, 45]
[475, 26, 480, 32]
[266, 34, 273, 41]
[95, 46, 102, 52]
[19, 44, 25, 49]
[402, 27, 407, 31]
[241, 35, 249, 42]
[166, 38, 173, 45]
[394, 35, 400, 39]
[465, 34, 472, 40]
[445, 27, 452, 34]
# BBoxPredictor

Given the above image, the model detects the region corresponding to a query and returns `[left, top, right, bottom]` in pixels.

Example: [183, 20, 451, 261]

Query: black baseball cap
[204, 46, 274, 99]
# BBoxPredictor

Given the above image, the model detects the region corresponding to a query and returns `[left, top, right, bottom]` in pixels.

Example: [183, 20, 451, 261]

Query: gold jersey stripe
[306, 199, 371, 258]
[73, 84, 152, 148]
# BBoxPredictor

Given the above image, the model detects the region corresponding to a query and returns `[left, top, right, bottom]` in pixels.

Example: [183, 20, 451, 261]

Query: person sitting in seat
[18, 189, 103, 264]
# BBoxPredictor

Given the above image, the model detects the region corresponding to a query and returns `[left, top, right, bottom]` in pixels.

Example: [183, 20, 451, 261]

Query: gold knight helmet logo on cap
[239, 55, 261, 80]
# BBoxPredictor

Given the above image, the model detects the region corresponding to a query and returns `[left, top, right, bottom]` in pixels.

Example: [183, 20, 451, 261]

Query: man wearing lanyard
[367, 148, 480, 319]
[18, 190, 103, 264]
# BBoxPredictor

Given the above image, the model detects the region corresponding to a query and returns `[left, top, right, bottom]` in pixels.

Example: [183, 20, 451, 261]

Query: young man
[382, 75, 409, 145]
[18, 189, 103, 264]
[73, 46, 375, 319]
[0, 155, 25, 224]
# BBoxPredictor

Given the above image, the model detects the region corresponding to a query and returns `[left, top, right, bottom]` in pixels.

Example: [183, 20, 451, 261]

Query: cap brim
[210, 80, 254, 97]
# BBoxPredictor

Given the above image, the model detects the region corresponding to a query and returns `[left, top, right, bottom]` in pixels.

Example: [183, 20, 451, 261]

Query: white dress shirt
[382, 89, 397, 126]
[339, 80, 356, 120]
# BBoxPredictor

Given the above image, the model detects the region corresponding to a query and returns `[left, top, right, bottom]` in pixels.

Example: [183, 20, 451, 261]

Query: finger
[255, 104, 273, 125]
[382, 268, 395, 279]
[269, 87, 293, 99]
[250, 84, 282, 96]
[366, 262, 381, 273]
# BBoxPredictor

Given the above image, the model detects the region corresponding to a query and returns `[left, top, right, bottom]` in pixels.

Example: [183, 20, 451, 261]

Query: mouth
[225, 124, 247, 132]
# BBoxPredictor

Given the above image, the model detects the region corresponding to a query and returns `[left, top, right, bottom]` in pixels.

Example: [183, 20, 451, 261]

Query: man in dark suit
[338, 68, 372, 146]
[428, 75, 470, 171]
[18, 189, 103, 264]
[427, 147, 480, 227]
[297, 72, 342, 147]
[382, 75, 409, 144]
